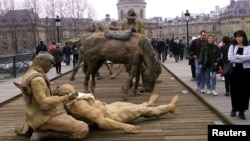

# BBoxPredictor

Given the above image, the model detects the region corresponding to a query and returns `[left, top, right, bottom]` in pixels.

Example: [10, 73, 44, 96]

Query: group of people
[150, 37, 185, 64]
[189, 29, 250, 120]
[36, 41, 80, 74]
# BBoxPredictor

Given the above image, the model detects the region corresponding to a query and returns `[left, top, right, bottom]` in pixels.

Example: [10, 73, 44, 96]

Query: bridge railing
[0, 53, 35, 80]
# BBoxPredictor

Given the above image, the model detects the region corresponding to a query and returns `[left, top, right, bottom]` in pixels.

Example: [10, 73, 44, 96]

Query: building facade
[0, 9, 92, 55]
[117, 0, 250, 44]
[1, 0, 250, 55]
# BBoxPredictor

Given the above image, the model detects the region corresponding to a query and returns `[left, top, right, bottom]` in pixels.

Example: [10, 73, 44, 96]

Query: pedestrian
[36, 41, 47, 55]
[179, 39, 185, 61]
[188, 36, 198, 81]
[171, 37, 181, 63]
[220, 36, 231, 96]
[63, 42, 71, 66]
[162, 38, 169, 62]
[13, 51, 88, 140]
[53, 43, 64, 74]
[199, 34, 221, 95]
[72, 45, 79, 67]
[48, 42, 56, 54]
[189, 30, 207, 92]
[228, 30, 250, 120]
[156, 37, 165, 62]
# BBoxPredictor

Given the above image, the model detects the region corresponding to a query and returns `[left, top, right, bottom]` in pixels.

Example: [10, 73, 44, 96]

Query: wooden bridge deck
[0, 65, 231, 141]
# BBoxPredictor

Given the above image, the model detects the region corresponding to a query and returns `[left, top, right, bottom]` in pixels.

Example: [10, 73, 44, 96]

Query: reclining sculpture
[53, 83, 179, 133]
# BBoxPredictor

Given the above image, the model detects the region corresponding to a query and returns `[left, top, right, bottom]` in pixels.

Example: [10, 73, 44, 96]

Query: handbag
[223, 44, 235, 76]
[223, 63, 233, 75]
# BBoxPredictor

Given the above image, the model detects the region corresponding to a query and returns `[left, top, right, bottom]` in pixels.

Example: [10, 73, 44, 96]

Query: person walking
[48, 42, 56, 54]
[36, 41, 47, 55]
[63, 42, 71, 66]
[162, 38, 169, 62]
[228, 30, 250, 120]
[53, 43, 64, 74]
[199, 34, 221, 95]
[169, 37, 181, 63]
[220, 36, 231, 96]
[72, 45, 79, 67]
[179, 39, 185, 61]
[189, 30, 207, 92]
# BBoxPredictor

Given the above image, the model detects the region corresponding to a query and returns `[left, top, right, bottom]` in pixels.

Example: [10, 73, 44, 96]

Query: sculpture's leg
[133, 63, 141, 95]
[122, 65, 137, 100]
[95, 118, 140, 134]
[83, 71, 90, 93]
[70, 65, 80, 81]
[140, 95, 179, 118]
[104, 62, 113, 76]
[110, 64, 124, 79]
[90, 72, 96, 94]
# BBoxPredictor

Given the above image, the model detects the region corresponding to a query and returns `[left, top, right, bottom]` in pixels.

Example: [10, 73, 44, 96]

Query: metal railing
[0, 53, 35, 80]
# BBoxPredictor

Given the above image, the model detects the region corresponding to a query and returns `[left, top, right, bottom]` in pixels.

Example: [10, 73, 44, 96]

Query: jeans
[64, 54, 71, 65]
[194, 58, 203, 89]
[203, 68, 217, 90]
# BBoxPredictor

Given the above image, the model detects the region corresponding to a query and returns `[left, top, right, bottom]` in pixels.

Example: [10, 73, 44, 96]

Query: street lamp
[55, 16, 61, 43]
[184, 10, 190, 47]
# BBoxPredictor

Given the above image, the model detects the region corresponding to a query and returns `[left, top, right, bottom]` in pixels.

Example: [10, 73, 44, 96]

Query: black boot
[239, 112, 246, 120]
[230, 109, 236, 117]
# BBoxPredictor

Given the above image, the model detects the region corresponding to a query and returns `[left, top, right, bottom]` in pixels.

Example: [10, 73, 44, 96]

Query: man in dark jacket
[53, 43, 64, 74]
[36, 41, 47, 55]
[63, 42, 71, 66]
[189, 30, 207, 92]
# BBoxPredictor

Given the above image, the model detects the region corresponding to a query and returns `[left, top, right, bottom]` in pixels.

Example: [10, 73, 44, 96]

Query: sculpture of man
[121, 9, 145, 34]
[14, 51, 88, 141]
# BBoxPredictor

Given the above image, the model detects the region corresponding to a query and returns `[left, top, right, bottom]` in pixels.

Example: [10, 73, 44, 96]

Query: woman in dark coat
[199, 34, 221, 95]
[228, 30, 250, 120]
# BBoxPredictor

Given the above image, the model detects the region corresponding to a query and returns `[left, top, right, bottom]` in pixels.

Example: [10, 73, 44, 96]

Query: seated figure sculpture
[53, 83, 179, 133]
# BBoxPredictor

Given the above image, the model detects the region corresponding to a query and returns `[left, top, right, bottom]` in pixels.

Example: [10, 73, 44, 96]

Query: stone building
[116, 0, 250, 44]
[1, 0, 250, 55]
[0, 9, 92, 55]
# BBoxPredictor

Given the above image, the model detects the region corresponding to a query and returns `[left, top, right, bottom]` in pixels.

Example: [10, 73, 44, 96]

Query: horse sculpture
[83, 31, 161, 100]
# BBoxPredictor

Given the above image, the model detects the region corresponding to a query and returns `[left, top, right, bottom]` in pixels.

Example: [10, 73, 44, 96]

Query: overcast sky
[90, 0, 231, 20]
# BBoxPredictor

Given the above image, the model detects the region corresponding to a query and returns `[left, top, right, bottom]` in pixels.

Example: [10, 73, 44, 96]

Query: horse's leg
[83, 71, 91, 93]
[90, 72, 96, 94]
[133, 61, 142, 95]
[104, 62, 113, 76]
[90, 63, 103, 94]
[110, 64, 124, 79]
[122, 64, 137, 100]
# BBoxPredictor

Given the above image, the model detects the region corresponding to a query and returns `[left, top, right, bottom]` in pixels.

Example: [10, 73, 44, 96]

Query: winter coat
[199, 44, 221, 72]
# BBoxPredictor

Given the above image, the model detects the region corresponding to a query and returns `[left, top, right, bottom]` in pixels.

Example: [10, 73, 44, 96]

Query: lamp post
[184, 10, 190, 48]
[55, 16, 61, 43]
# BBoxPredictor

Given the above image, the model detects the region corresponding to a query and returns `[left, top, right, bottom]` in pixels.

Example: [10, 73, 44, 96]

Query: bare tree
[64, 0, 95, 37]
[22, 0, 43, 46]
[2, 0, 19, 53]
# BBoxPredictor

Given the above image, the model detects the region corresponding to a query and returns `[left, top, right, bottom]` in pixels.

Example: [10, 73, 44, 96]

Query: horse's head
[138, 37, 162, 93]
